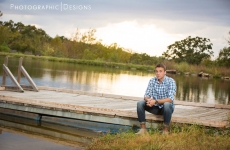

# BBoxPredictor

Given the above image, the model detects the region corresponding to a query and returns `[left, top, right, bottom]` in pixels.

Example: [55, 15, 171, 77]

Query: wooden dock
[0, 86, 230, 128]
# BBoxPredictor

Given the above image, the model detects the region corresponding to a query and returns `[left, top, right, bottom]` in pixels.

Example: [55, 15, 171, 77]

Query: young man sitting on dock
[136, 63, 176, 135]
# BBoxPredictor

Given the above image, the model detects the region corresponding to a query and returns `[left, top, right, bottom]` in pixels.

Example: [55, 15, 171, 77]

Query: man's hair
[155, 63, 166, 71]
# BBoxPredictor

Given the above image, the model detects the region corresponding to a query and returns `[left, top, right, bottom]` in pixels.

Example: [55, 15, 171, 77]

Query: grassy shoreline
[1, 52, 230, 77]
[0, 52, 154, 71]
[87, 123, 230, 150]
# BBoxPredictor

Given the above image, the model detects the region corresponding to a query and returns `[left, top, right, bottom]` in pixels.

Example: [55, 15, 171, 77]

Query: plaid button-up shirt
[144, 76, 176, 108]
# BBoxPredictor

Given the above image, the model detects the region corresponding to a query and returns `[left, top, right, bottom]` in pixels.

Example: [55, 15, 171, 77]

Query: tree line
[0, 11, 229, 68]
[0, 19, 163, 65]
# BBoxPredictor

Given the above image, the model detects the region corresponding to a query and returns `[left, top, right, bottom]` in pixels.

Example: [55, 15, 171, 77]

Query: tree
[50, 35, 63, 57]
[162, 36, 214, 65]
[72, 28, 97, 44]
[130, 53, 142, 64]
[0, 26, 11, 44]
[82, 49, 96, 60]
[0, 11, 3, 18]
[216, 47, 230, 67]
[216, 31, 230, 68]
[0, 42, 10, 52]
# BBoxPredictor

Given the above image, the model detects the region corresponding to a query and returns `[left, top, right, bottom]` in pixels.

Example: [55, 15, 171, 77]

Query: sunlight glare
[96, 21, 183, 56]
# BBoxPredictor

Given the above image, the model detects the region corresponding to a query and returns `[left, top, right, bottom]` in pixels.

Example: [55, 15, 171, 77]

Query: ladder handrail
[2, 56, 24, 92]
[2, 56, 39, 92]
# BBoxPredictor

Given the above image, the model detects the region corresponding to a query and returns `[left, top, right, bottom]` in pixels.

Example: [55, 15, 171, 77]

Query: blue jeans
[137, 100, 174, 125]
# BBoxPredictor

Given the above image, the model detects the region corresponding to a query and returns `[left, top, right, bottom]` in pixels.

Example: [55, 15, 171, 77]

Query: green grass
[87, 123, 230, 150]
[0, 52, 154, 71]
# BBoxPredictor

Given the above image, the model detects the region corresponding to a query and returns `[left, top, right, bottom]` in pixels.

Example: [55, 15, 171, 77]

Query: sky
[0, 0, 230, 59]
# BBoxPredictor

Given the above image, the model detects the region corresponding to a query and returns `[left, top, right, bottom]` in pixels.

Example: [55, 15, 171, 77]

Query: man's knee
[137, 100, 146, 107]
[163, 102, 174, 111]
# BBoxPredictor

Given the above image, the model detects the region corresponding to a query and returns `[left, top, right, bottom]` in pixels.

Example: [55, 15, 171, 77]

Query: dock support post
[36, 114, 42, 121]
[36, 114, 42, 126]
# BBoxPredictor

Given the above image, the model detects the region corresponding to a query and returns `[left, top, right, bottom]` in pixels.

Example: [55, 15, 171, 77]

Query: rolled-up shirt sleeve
[167, 78, 176, 102]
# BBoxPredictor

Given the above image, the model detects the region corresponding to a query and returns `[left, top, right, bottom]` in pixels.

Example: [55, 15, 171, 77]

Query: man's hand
[146, 99, 156, 107]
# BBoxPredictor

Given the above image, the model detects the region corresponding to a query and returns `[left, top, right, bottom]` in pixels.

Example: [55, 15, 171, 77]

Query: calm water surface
[0, 131, 79, 150]
[1, 56, 229, 105]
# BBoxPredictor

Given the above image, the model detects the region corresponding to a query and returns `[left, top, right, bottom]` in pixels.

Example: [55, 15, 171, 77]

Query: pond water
[0, 130, 80, 150]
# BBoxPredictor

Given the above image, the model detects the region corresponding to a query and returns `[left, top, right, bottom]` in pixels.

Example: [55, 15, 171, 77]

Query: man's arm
[157, 98, 172, 104]
[147, 96, 172, 107]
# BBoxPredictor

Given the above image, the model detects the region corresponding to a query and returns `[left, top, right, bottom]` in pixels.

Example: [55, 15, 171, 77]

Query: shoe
[162, 130, 169, 135]
[162, 125, 169, 135]
[135, 129, 148, 135]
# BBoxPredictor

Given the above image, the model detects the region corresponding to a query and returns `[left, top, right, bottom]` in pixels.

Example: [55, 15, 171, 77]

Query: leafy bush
[0, 43, 10, 52]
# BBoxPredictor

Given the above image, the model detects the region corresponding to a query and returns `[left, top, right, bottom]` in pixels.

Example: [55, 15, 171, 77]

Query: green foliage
[162, 36, 214, 65]
[42, 43, 54, 56]
[0, 26, 11, 44]
[174, 62, 190, 73]
[212, 69, 222, 78]
[130, 53, 164, 66]
[201, 58, 215, 67]
[216, 47, 230, 67]
[82, 49, 97, 60]
[0, 42, 10, 52]
[0, 20, 51, 54]
[109, 52, 119, 62]
[0, 19, 164, 65]
[72, 28, 97, 44]
[130, 53, 142, 64]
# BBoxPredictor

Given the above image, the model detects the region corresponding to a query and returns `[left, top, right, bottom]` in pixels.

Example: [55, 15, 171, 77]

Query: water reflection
[0, 131, 79, 150]
[0, 56, 229, 105]
[173, 75, 230, 104]
[0, 114, 87, 149]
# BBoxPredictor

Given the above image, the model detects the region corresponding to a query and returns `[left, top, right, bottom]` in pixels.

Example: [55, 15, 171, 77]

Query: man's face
[155, 67, 166, 80]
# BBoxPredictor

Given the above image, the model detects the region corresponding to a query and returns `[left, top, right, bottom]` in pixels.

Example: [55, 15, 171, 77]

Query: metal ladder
[2, 56, 39, 92]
